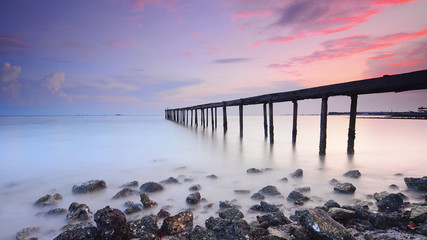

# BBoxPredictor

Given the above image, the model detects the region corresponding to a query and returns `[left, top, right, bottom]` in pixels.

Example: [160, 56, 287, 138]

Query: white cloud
[1, 62, 22, 97]
[44, 71, 72, 102]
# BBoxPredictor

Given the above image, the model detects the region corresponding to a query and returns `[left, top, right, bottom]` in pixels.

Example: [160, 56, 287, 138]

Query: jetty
[165, 69, 427, 155]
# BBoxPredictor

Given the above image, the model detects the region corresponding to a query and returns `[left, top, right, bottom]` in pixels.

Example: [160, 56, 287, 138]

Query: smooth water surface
[0, 115, 426, 239]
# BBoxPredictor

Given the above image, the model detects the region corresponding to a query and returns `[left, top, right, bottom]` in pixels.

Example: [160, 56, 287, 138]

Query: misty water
[0, 115, 426, 239]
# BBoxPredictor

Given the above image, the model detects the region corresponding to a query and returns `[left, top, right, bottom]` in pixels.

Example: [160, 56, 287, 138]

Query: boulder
[343, 170, 361, 178]
[120, 180, 138, 188]
[299, 208, 352, 240]
[404, 176, 427, 191]
[189, 184, 201, 191]
[323, 199, 340, 211]
[161, 211, 194, 235]
[160, 177, 179, 184]
[112, 188, 139, 200]
[295, 187, 311, 193]
[157, 209, 171, 218]
[290, 169, 303, 178]
[124, 215, 160, 239]
[218, 206, 244, 220]
[16, 227, 40, 240]
[327, 207, 356, 222]
[287, 190, 310, 205]
[247, 168, 263, 174]
[186, 192, 201, 204]
[373, 191, 390, 201]
[188, 225, 214, 240]
[219, 200, 237, 209]
[139, 181, 164, 193]
[334, 182, 356, 193]
[251, 201, 280, 213]
[410, 205, 427, 223]
[341, 205, 370, 220]
[45, 208, 67, 217]
[33, 193, 62, 207]
[234, 189, 250, 194]
[258, 185, 281, 196]
[53, 227, 98, 240]
[368, 212, 408, 229]
[94, 206, 126, 240]
[251, 192, 265, 200]
[376, 193, 403, 212]
[205, 216, 253, 240]
[72, 180, 106, 194]
[206, 174, 218, 179]
[66, 202, 93, 222]
[389, 184, 399, 190]
[140, 193, 157, 208]
[124, 204, 142, 215]
[257, 212, 291, 228]
[280, 177, 288, 182]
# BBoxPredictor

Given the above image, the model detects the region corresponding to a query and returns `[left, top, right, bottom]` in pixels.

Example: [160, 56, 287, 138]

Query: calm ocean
[0, 115, 426, 239]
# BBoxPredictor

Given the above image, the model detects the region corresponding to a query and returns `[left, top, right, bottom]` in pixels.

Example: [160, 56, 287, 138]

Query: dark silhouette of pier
[165, 69, 427, 155]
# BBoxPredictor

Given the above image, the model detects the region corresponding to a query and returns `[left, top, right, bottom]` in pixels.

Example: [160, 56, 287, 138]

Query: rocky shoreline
[16, 170, 427, 240]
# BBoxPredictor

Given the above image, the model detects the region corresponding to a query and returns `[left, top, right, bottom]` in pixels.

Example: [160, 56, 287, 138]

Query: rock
[33, 193, 62, 207]
[188, 225, 214, 240]
[219, 200, 237, 209]
[186, 192, 201, 204]
[416, 221, 427, 236]
[327, 207, 356, 222]
[251, 201, 280, 213]
[161, 177, 179, 184]
[218, 206, 244, 219]
[72, 180, 106, 194]
[125, 215, 159, 239]
[410, 205, 427, 223]
[404, 176, 427, 191]
[53, 227, 98, 240]
[257, 212, 291, 227]
[389, 184, 399, 190]
[120, 180, 138, 188]
[184, 178, 193, 182]
[234, 189, 250, 194]
[329, 178, 339, 185]
[377, 193, 403, 212]
[341, 205, 370, 220]
[66, 202, 93, 222]
[299, 208, 352, 240]
[247, 168, 263, 174]
[94, 206, 126, 240]
[112, 188, 139, 200]
[251, 192, 265, 200]
[140, 193, 157, 208]
[16, 227, 40, 240]
[124, 203, 142, 215]
[258, 185, 281, 196]
[295, 187, 311, 193]
[368, 212, 408, 229]
[139, 181, 164, 193]
[161, 211, 193, 235]
[45, 208, 67, 216]
[373, 191, 390, 201]
[334, 182, 356, 193]
[323, 199, 340, 211]
[157, 209, 171, 218]
[280, 177, 288, 182]
[290, 169, 303, 178]
[189, 184, 201, 191]
[206, 174, 218, 179]
[343, 170, 361, 178]
[287, 190, 310, 205]
[261, 225, 295, 239]
[205, 216, 253, 239]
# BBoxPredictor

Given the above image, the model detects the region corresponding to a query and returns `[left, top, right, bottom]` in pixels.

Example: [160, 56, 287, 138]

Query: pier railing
[165, 69, 427, 155]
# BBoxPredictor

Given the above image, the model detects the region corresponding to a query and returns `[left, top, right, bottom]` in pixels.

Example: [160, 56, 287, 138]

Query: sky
[1, 0, 426, 115]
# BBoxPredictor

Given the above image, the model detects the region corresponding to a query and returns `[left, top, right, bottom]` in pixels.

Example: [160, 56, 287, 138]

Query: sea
[0, 115, 426, 239]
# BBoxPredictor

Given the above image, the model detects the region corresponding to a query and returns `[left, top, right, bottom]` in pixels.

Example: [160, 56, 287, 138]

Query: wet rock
[161, 210, 193, 235]
[323, 199, 340, 211]
[334, 182, 356, 193]
[247, 168, 263, 174]
[139, 181, 164, 193]
[120, 180, 138, 188]
[251, 201, 280, 213]
[257, 212, 291, 228]
[124, 203, 142, 215]
[416, 221, 427, 236]
[343, 170, 361, 178]
[290, 168, 303, 178]
[189, 184, 201, 191]
[186, 192, 201, 204]
[184, 178, 193, 182]
[206, 174, 218, 179]
[53, 227, 98, 240]
[161, 177, 179, 184]
[157, 208, 171, 218]
[329, 178, 339, 185]
[33, 193, 62, 207]
[373, 191, 390, 201]
[45, 208, 67, 217]
[341, 205, 370, 220]
[125, 215, 159, 239]
[404, 176, 427, 191]
[218, 206, 244, 219]
[112, 188, 139, 200]
[219, 200, 237, 209]
[299, 208, 352, 240]
[94, 206, 126, 240]
[377, 193, 403, 212]
[389, 184, 399, 190]
[66, 202, 93, 222]
[368, 212, 408, 229]
[140, 193, 157, 208]
[72, 180, 106, 194]
[295, 187, 311, 193]
[410, 205, 427, 223]
[205, 216, 253, 240]
[287, 190, 310, 205]
[234, 189, 250, 194]
[260, 225, 295, 239]
[258, 185, 281, 196]
[280, 177, 288, 182]
[327, 207, 356, 222]
[188, 225, 214, 240]
[251, 192, 265, 200]
[16, 227, 40, 240]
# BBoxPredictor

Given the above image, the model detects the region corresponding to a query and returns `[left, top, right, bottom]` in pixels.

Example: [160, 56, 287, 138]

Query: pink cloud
[110, 39, 138, 48]
[386, 60, 420, 66]
[0, 36, 32, 51]
[176, 18, 184, 24]
[127, 0, 179, 12]
[266, 63, 289, 69]
[371, 0, 417, 5]
[368, 52, 396, 59]
[249, 41, 264, 49]
[192, 32, 202, 37]
[232, 10, 271, 21]
[183, 50, 194, 57]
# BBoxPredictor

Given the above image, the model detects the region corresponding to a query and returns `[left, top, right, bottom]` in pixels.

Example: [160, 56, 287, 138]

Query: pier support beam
[195, 109, 198, 127]
[223, 103, 228, 133]
[269, 102, 274, 143]
[292, 100, 298, 144]
[239, 103, 243, 137]
[263, 103, 268, 139]
[191, 110, 193, 126]
[211, 108, 214, 131]
[206, 108, 209, 127]
[202, 109, 205, 128]
[347, 95, 358, 154]
[319, 95, 328, 155]
[215, 107, 217, 129]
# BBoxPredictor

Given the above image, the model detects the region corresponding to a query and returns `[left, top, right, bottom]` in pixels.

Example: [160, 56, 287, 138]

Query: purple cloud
[212, 58, 250, 64]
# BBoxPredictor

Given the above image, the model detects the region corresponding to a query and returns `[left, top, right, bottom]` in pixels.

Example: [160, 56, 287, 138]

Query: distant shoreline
[329, 111, 427, 119]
